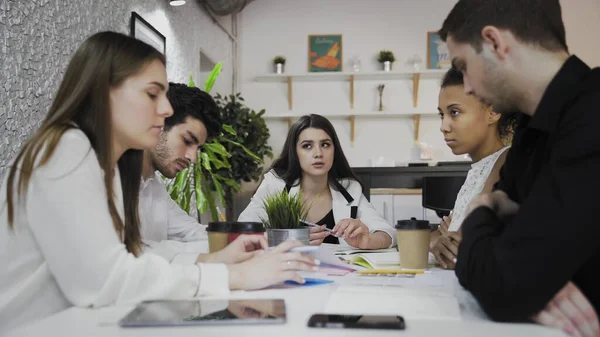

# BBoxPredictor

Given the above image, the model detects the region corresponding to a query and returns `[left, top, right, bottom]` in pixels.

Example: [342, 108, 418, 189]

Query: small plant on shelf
[377, 50, 396, 72]
[273, 55, 286, 74]
[273, 55, 286, 65]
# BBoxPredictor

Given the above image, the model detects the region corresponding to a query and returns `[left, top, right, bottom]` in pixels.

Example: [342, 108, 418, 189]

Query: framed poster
[308, 34, 343, 72]
[427, 31, 451, 69]
[130, 12, 166, 55]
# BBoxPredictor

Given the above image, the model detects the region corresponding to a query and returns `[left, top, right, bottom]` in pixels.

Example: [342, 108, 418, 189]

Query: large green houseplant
[261, 189, 310, 247]
[165, 63, 267, 222]
[214, 93, 273, 220]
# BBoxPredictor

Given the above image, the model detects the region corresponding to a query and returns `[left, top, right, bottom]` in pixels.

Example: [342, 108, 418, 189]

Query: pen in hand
[300, 219, 333, 233]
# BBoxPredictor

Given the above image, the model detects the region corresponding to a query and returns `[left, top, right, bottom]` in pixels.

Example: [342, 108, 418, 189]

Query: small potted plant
[273, 55, 286, 74]
[377, 50, 396, 72]
[261, 189, 310, 247]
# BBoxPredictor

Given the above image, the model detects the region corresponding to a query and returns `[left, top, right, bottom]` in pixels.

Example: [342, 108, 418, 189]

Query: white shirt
[238, 171, 397, 247]
[449, 147, 510, 232]
[139, 172, 209, 264]
[0, 129, 229, 333]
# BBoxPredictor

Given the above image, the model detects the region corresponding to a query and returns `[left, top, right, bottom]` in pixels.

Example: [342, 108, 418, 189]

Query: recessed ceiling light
[170, 0, 186, 6]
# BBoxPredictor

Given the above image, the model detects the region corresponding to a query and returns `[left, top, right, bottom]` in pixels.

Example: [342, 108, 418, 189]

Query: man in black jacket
[439, 0, 600, 333]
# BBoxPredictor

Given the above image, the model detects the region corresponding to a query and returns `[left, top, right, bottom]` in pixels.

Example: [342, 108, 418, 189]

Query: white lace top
[449, 147, 510, 232]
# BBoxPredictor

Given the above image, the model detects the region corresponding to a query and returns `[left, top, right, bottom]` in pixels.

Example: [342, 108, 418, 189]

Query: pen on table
[358, 269, 426, 275]
[216, 206, 226, 221]
[300, 219, 333, 232]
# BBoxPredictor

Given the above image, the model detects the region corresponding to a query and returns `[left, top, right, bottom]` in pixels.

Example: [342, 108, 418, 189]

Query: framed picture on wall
[427, 31, 451, 69]
[130, 12, 166, 55]
[308, 34, 343, 72]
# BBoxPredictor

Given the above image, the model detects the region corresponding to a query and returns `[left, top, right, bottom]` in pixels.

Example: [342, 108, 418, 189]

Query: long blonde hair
[6, 31, 165, 255]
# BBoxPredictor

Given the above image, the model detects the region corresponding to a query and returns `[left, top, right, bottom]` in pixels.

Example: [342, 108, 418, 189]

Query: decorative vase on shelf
[377, 84, 385, 111]
[350, 56, 361, 72]
[407, 54, 423, 72]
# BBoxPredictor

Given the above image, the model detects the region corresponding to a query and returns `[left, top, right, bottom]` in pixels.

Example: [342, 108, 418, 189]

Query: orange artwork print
[308, 35, 343, 72]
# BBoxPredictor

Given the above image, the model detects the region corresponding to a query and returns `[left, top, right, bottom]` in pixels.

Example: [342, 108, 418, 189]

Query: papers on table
[313, 246, 364, 272]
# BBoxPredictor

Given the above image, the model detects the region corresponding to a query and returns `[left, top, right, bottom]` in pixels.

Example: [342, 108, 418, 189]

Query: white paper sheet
[324, 285, 461, 321]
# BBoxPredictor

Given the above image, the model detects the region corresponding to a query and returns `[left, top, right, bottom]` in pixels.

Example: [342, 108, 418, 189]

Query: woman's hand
[309, 225, 330, 245]
[533, 282, 600, 337]
[439, 213, 453, 236]
[227, 240, 320, 290]
[431, 231, 461, 269]
[198, 235, 267, 264]
[333, 218, 370, 249]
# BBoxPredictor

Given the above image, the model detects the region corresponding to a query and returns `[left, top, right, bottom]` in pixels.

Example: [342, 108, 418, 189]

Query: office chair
[421, 176, 466, 218]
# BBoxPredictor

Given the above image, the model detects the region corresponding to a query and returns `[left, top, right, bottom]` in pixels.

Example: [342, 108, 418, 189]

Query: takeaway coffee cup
[395, 218, 431, 270]
[206, 222, 265, 253]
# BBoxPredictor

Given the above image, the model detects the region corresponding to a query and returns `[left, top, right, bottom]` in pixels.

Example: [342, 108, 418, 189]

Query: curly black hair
[441, 67, 517, 144]
[165, 82, 222, 139]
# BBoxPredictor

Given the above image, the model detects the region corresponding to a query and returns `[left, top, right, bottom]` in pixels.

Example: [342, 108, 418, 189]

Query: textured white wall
[0, 0, 234, 179]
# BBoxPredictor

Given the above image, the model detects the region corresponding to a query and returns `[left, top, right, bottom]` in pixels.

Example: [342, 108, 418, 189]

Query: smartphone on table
[307, 314, 405, 330]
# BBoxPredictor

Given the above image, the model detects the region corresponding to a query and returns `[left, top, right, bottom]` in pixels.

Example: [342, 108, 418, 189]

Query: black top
[456, 56, 600, 322]
[317, 210, 339, 244]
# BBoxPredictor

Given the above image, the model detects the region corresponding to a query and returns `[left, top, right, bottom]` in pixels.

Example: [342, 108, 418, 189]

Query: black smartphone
[307, 314, 405, 330]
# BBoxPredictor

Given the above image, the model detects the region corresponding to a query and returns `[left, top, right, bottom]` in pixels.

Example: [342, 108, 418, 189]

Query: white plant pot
[275, 63, 284, 74]
[383, 61, 392, 72]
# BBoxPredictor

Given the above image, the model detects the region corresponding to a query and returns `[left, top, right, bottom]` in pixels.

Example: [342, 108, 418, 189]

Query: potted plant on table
[377, 50, 396, 72]
[261, 189, 310, 247]
[273, 55, 286, 74]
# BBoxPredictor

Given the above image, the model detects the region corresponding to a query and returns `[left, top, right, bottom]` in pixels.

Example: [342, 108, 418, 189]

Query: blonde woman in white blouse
[430, 67, 517, 269]
[0, 32, 317, 333]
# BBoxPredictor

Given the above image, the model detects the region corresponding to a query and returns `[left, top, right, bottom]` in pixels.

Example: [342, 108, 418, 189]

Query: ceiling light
[170, 0, 186, 6]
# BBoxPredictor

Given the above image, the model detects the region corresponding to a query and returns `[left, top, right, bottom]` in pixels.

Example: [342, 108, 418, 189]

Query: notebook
[333, 248, 398, 256]
[339, 252, 401, 269]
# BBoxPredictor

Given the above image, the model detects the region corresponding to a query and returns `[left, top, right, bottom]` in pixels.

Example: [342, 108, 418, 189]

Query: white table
[6, 269, 566, 337]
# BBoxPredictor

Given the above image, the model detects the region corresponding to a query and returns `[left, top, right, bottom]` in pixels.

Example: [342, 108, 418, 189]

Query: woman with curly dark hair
[430, 67, 518, 269]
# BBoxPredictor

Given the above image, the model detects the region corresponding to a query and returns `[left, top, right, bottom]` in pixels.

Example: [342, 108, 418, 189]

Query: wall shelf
[254, 69, 446, 147]
[254, 69, 445, 115]
[262, 110, 437, 145]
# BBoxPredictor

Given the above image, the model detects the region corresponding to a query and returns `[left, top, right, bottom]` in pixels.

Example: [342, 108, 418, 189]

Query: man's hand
[466, 191, 520, 220]
[533, 282, 600, 337]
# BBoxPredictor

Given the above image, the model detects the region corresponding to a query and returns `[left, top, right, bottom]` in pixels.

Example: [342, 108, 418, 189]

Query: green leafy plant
[214, 93, 273, 219]
[377, 50, 396, 63]
[273, 56, 286, 65]
[261, 189, 309, 229]
[165, 63, 267, 222]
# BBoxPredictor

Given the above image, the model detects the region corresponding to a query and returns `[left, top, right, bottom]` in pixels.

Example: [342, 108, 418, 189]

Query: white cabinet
[392, 195, 425, 224]
[370, 194, 394, 225]
[370, 190, 443, 226]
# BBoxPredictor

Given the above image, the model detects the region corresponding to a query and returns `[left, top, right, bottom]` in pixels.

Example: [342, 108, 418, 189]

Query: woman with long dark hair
[239, 114, 395, 249]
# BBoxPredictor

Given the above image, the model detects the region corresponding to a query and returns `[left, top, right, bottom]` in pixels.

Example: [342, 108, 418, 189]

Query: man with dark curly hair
[140, 82, 224, 264]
